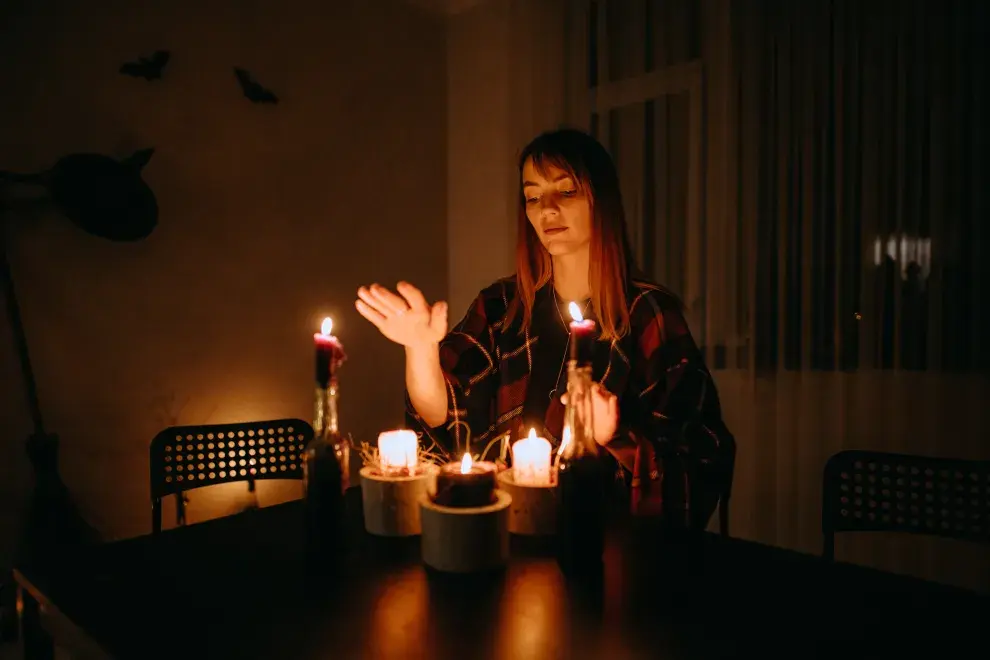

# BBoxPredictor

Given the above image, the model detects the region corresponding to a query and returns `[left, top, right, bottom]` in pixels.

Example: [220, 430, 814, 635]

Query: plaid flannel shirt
[405, 276, 735, 528]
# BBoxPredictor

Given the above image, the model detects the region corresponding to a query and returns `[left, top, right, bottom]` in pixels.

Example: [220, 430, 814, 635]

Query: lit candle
[314, 317, 345, 387]
[553, 424, 572, 471]
[512, 428, 553, 487]
[558, 425, 572, 457]
[568, 302, 596, 365]
[377, 430, 419, 475]
[434, 454, 497, 508]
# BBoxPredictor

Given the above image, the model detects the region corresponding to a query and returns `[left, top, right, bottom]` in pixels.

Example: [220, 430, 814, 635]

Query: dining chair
[717, 437, 737, 537]
[150, 418, 314, 535]
[821, 449, 990, 560]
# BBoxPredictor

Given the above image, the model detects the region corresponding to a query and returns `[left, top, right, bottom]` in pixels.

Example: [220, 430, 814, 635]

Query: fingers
[355, 299, 385, 329]
[358, 284, 408, 317]
[430, 300, 448, 332]
[562, 385, 615, 407]
[592, 383, 617, 404]
[607, 390, 619, 421]
[357, 286, 386, 317]
[371, 284, 409, 315]
[397, 281, 429, 313]
[373, 284, 410, 315]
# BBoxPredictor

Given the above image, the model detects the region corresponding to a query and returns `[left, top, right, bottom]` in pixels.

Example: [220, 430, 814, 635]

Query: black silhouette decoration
[234, 67, 279, 104]
[1, 149, 158, 241]
[47, 149, 159, 241]
[119, 50, 171, 81]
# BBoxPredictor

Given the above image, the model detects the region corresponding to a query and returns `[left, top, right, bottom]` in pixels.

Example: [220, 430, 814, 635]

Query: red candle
[314, 317, 345, 387]
[567, 302, 596, 365]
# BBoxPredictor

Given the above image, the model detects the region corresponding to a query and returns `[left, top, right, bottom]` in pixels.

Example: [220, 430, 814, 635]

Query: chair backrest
[150, 418, 314, 500]
[822, 449, 990, 557]
[717, 434, 737, 536]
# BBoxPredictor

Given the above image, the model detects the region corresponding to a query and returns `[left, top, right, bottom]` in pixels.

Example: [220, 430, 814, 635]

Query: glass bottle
[313, 377, 350, 491]
[556, 360, 610, 572]
[303, 377, 349, 567]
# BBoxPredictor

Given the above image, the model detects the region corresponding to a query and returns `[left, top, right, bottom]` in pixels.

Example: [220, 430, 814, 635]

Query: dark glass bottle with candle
[303, 374, 349, 568]
[556, 359, 610, 572]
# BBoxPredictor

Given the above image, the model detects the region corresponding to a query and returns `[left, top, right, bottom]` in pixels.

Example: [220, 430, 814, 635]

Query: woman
[355, 128, 734, 529]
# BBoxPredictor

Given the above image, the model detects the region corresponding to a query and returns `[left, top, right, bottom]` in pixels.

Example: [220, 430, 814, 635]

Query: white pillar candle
[512, 428, 552, 487]
[378, 430, 418, 473]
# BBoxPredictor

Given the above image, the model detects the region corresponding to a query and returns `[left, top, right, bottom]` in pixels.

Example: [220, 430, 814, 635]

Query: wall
[445, 0, 566, 318]
[583, 0, 990, 592]
[0, 0, 447, 569]
[703, 0, 990, 592]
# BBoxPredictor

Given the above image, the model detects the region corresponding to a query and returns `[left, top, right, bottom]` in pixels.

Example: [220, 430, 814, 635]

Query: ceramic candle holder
[419, 490, 511, 573]
[496, 468, 557, 536]
[360, 464, 438, 537]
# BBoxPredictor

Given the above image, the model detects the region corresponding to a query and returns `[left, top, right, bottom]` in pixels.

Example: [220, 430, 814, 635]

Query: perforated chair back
[822, 449, 990, 560]
[150, 418, 313, 534]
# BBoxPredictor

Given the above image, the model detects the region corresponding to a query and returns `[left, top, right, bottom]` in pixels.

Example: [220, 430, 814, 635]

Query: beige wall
[0, 0, 447, 566]
[0, 0, 570, 575]
[445, 0, 566, 317]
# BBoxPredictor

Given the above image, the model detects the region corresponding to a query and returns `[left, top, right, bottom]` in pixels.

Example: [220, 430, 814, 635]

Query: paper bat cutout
[119, 50, 170, 81]
[233, 67, 279, 104]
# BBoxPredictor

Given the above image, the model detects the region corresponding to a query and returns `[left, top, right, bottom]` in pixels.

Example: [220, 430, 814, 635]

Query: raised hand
[355, 281, 448, 349]
[561, 383, 619, 446]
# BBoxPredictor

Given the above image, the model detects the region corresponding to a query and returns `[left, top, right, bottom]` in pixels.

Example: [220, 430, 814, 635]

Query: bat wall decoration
[117, 52, 282, 109]
[119, 50, 170, 81]
[233, 67, 279, 104]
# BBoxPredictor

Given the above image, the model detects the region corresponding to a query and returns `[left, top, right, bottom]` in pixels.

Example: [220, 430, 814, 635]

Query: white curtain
[569, 0, 990, 591]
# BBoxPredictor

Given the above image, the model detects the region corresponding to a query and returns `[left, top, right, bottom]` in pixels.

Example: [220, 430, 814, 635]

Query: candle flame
[321, 317, 333, 335]
[557, 425, 571, 455]
[568, 302, 583, 322]
[460, 452, 473, 473]
[528, 427, 537, 441]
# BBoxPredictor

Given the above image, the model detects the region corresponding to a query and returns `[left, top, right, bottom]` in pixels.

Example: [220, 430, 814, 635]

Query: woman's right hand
[355, 282, 448, 349]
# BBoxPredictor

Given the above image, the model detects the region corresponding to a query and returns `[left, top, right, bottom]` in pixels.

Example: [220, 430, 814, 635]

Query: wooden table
[13, 490, 988, 659]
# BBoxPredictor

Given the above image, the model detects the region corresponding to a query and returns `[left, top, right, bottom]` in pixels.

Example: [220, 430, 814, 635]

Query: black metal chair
[821, 449, 990, 560]
[681, 430, 735, 536]
[150, 418, 314, 535]
[717, 438, 736, 537]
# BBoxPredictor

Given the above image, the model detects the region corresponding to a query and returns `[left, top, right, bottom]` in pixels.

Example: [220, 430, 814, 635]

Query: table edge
[13, 567, 114, 660]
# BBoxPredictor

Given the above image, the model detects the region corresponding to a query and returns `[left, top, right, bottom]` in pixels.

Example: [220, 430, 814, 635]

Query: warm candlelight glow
[513, 428, 552, 487]
[496, 567, 565, 658]
[368, 569, 428, 657]
[568, 302, 583, 322]
[557, 425, 571, 456]
[460, 453, 473, 474]
[378, 430, 418, 473]
[321, 317, 333, 335]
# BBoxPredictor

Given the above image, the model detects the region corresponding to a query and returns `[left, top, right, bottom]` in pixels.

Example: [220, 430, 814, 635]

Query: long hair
[506, 128, 636, 341]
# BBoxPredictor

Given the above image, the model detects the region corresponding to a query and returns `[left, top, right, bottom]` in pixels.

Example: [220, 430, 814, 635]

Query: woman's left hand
[562, 383, 619, 446]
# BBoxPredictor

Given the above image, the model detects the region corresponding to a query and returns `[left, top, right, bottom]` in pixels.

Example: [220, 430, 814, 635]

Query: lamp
[0, 148, 158, 564]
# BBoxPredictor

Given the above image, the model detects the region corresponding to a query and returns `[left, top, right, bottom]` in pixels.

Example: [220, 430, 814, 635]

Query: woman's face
[522, 157, 593, 257]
